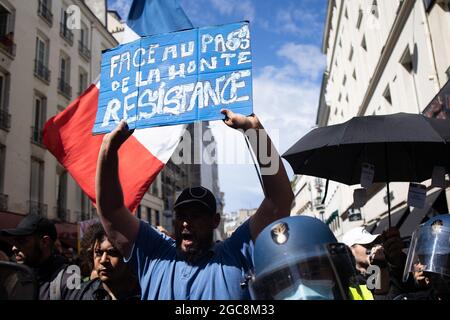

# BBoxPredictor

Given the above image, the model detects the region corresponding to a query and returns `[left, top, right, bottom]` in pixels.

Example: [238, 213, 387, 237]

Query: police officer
[400, 214, 450, 300]
[248, 216, 364, 300]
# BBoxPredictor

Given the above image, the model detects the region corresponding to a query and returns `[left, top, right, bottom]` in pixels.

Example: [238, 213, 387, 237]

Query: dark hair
[79, 223, 107, 278]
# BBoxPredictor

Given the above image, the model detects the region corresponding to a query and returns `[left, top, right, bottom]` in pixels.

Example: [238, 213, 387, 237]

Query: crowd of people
[1, 110, 449, 300]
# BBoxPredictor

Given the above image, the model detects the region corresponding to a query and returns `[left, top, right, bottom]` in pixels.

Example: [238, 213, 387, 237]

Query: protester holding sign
[95, 109, 293, 299]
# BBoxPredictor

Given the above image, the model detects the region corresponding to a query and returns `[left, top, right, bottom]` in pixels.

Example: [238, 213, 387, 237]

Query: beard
[25, 242, 44, 267]
[175, 232, 214, 264]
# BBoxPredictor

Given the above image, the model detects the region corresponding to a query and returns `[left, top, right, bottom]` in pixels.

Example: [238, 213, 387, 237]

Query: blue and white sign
[93, 21, 253, 134]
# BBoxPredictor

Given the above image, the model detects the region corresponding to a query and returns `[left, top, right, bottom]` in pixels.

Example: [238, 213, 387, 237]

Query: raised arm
[221, 109, 294, 241]
[96, 121, 140, 258]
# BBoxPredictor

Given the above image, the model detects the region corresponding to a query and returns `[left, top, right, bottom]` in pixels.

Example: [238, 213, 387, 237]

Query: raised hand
[101, 120, 134, 152]
[220, 109, 261, 131]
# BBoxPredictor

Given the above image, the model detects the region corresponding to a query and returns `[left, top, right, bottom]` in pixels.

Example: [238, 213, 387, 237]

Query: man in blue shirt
[95, 109, 294, 299]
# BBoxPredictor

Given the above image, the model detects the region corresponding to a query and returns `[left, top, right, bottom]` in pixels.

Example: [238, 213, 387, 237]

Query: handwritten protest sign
[93, 21, 253, 134]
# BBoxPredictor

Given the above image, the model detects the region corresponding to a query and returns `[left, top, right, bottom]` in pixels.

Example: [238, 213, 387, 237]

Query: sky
[107, 0, 328, 213]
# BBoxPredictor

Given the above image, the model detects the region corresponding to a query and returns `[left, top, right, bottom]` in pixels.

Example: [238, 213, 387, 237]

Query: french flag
[43, 0, 193, 213]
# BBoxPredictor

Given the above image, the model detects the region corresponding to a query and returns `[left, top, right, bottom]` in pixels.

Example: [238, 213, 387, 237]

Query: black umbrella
[283, 112, 450, 227]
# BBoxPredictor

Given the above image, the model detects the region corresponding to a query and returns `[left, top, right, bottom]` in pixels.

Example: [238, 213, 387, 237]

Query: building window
[338, 38, 342, 48]
[78, 68, 88, 95]
[356, 9, 363, 29]
[137, 205, 142, 219]
[370, 0, 379, 19]
[80, 189, 92, 221]
[79, 22, 91, 61]
[383, 85, 392, 105]
[400, 46, 414, 73]
[38, 0, 53, 26]
[348, 45, 354, 61]
[0, 4, 16, 57]
[155, 210, 160, 226]
[147, 207, 153, 224]
[445, 66, 450, 81]
[34, 35, 50, 83]
[422, 0, 434, 12]
[60, 6, 73, 45]
[56, 170, 68, 221]
[31, 94, 46, 146]
[30, 157, 46, 216]
[151, 180, 159, 196]
[0, 71, 11, 130]
[344, 7, 348, 19]
[338, 93, 342, 103]
[361, 35, 367, 51]
[342, 75, 347, 86]
[352, 69, 357, 80]
[0, 144, 6, 211]
[58, 53, 72, 99]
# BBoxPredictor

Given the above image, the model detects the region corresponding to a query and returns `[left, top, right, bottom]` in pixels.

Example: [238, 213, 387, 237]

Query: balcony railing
[37, 0, 53, 26]
[60, 22, 73, 45]
[0, 109, 11, 131]
[28, 200, 48, 216]
[31, 126, 44, 146]
[78, 40, 91, 61]
[55, 207, 70, 221]
[0, 34, 16, 57]
[34, 60, 51, 83]
[0, 193, 8, 211]
[58, 78, 72, 99]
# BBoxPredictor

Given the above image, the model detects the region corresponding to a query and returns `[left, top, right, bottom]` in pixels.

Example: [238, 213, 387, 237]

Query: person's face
[351, 244, 370, 269]
[174, 204, 219, 261]
[64, 248, 74, 263]
[93, 237, 127, 284]
[11, 234, 43, 267]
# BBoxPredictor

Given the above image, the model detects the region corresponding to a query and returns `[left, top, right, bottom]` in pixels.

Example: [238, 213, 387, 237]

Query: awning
[0, 212, 23, 229]
[325, 210, 339, 225]
[422, 78, 450, 119]
[372, 206, 409, 234]
[0, 212, 78, 250]
[399, 189, 443, 237]
[365, 222, 378, 234]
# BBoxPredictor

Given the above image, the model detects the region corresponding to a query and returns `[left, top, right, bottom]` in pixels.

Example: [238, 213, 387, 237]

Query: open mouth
[98, 269, 111, 277]
[181, 232, 195, 247]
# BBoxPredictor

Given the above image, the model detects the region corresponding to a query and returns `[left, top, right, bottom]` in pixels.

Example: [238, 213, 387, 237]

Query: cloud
[210, 43, 323, 212]
[277, 42, 326, 81]
[253, 64, 321, 154]
[211, 0, 256, 21]
[179, 0, 219, 26]
[272, 4, 324, 39]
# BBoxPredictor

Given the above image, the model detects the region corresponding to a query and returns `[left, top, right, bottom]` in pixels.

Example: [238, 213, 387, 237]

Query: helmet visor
[403, 223, 450, 282]
[249, 243, 355, 300]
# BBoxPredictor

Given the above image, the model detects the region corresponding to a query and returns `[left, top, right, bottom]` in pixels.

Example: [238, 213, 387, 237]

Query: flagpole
[244, 135, 266, 197]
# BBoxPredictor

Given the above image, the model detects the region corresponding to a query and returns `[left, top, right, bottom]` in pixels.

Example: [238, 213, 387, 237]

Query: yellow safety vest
[348, 285, 374, 300]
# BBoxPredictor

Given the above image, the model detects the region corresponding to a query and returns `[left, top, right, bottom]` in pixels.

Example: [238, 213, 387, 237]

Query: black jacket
[34, 255, 71, 300]
[69, 278, 140, 300]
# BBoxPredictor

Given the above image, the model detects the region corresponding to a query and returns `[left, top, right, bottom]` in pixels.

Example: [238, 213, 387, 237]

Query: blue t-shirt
[126, 219, 254, 300]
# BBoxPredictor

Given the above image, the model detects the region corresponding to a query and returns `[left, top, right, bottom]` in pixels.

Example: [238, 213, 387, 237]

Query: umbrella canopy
[283, 113, 450, 185]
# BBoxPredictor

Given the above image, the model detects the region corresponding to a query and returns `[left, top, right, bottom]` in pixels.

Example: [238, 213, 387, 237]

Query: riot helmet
[403, 214, 450, 282]
[249, 216, 356, 300]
